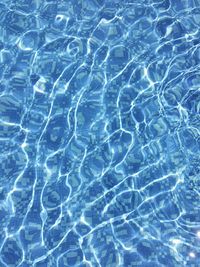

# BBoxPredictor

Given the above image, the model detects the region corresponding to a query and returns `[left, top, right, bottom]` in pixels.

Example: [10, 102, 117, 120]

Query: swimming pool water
[0, 0, 200, 266]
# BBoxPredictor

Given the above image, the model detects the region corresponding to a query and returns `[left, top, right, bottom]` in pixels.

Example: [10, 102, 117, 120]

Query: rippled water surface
[0, 0, 200, 266]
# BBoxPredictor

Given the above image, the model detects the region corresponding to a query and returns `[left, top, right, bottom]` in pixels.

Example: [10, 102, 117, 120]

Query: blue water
[0, 0, 200, 266]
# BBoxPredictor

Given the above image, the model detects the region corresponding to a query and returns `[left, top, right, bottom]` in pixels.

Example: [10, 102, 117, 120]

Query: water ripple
[0, 0, 200, 266]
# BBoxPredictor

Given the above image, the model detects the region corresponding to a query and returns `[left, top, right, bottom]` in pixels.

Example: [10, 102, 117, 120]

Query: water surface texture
[0, 0, 200, 266]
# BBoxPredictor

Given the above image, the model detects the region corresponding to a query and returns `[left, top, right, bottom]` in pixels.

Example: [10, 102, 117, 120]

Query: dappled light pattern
[0, 0, 200, 266]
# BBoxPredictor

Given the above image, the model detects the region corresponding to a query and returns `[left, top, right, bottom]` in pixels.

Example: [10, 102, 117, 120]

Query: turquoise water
[0, 0, 200, 266]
